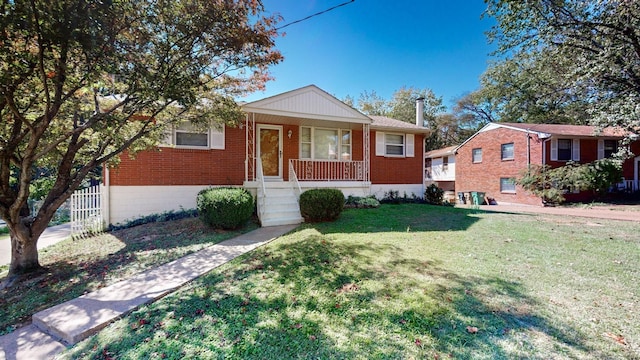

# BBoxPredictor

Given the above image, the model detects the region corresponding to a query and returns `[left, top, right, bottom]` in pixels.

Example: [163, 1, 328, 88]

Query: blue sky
[241, 0, 496, 109]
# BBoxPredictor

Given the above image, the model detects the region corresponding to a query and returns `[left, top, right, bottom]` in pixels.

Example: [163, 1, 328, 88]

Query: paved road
[0, 223, 71, 266]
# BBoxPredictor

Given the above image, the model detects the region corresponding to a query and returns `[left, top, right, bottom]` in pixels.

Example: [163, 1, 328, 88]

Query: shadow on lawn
[0, 217, 257, 335]
[67, 227, 602, 359]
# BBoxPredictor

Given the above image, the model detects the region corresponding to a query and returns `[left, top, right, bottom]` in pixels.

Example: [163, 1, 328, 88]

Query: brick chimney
[415, 97, 425, 127]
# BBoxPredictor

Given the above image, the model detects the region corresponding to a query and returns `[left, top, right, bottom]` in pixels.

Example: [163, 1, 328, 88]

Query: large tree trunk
[9, 230, 42, 275]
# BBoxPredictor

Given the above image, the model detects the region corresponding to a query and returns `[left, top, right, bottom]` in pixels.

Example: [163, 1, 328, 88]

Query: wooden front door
[258, 125, 282, 179]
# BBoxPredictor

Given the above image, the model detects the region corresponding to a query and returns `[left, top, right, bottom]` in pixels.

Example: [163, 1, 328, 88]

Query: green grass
[0, 217, 257, 335]
[59, 205, 639, 359]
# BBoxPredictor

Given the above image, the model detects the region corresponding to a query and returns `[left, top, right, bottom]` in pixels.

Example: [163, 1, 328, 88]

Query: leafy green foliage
[299, 189, 345, 222]
[344, 195, 380, 209]
[0, 0, 282, 278]
[197, 188, 254, 230]
[517, 160, 623, 204]
[424, 184, 444, 205]
[484, 0, 640, 136]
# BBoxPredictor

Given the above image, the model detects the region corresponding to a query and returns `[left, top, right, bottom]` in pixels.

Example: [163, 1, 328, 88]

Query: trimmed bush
[197, 187, 254, 229]
[299, 188, 345, 222]
[424, 184, 444, 205]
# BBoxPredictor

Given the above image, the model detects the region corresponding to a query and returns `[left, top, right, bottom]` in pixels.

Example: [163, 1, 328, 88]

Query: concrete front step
[30, 225, 297, 346]
[261, 216, 304, 227]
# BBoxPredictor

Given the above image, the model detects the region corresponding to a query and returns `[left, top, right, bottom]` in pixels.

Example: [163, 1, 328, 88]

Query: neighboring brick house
[105, 85, 430, 225]
[455, 122, 640, 206]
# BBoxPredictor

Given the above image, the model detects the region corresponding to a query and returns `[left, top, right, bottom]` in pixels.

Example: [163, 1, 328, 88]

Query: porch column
[363, 123, 370, 182]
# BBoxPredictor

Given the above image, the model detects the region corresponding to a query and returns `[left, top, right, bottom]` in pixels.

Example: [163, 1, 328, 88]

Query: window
[472, 148, 482, 163]
[300, 127, 351, 160]
[376, 132, 414, 157]
[604, 140, 618, 158]
[168, 121, 224, 149]
[557, 139, 572, 161]
[442, 156, 449, 171]
[500, 177, 516, 193]
[501, 143, 514, 160]
[176, 121, 208, 147]
[385, 133, 405, 156]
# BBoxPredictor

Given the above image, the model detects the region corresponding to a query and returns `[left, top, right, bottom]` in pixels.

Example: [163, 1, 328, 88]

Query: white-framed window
[375, 132, 415, 157]
[551, 138, 579, 161]
[300, 126, 351, 160]
[501, 143, 514, 160]
[500, 177, 516, 193]
[472, 148, 482, 163]
[163, 121, 225, 149]
[598, 139, 619, 159]
[442, 156, 449, 171]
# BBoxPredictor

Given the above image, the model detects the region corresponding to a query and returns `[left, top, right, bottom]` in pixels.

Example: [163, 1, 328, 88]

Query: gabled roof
[425, 145, 458, 158]
[457, 122, 628, 151]
[369, 115, 431, 134]
[242, 84, 371, 124]
[496, 122, 627, 138]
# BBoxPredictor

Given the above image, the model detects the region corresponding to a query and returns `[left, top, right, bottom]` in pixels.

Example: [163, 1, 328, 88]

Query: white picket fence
[70, 185, 105, 238]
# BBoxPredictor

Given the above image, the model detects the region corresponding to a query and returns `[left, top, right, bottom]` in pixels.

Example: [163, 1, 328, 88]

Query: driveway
[467, 203, 640, 222]
[0, 223, 71, 266]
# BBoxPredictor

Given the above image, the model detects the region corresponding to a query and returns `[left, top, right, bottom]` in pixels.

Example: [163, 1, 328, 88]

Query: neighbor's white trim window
[375, 132, 415, 157]
[501, 143, 514, 160]
[162, 121, 225, 149]
[300, 126, 351, 160]
[598, 139, 619, 159]
[551, 138, 579, 161]
[472, 148, 482, 163]
[500, 177, 516, 193]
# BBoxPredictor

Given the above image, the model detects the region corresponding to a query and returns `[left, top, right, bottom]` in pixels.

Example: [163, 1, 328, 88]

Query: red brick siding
[370, 131, 425, 184]
[109, 126, 246, 186]
[456, 128, 544, 206]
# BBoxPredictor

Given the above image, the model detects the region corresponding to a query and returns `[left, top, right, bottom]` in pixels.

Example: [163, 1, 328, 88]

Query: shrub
[299, 188, 345, 222]
[345, 195, 380, 208]
[424, 184, 444, 205]
[108, 208, 198, 231]
[197, 187, 254, 229]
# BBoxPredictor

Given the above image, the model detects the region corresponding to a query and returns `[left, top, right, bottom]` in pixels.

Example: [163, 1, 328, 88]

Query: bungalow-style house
[424, 145, 457, 192]
[455, 122, 640, 206]
[103, 85, 430, 226]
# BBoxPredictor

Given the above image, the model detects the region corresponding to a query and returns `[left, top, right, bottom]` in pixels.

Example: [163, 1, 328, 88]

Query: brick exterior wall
[457, 127, 640, 205]
[108, 125, 421, 186]
[109, 126, 246, 186]
[456, 127, 545, 206]
[370, 132, 425, 185]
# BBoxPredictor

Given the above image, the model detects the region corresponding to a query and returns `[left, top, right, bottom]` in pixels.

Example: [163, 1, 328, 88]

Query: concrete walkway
[0, 223, 72, 266]
[0, 224, 297, 360]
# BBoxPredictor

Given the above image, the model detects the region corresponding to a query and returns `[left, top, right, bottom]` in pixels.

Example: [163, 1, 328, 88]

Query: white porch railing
[289, 159, 367, 181]
[621, 179, 639, 192]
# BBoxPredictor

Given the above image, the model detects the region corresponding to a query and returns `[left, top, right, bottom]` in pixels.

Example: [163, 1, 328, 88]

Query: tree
[485, 0, 640, 135]
[0, 0, 282, 286]
[387, 86, 445, 126]
[355, 90, 389, 116]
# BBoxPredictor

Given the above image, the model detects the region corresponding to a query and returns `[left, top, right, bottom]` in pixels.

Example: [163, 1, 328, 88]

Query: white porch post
[363, 123, 370, 182]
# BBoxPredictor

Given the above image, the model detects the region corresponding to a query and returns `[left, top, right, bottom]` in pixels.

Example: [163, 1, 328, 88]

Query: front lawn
[62, 205, 639, 359]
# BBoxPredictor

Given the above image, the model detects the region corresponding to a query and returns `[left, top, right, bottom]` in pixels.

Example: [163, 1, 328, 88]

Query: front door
[258, 125, 282, 179]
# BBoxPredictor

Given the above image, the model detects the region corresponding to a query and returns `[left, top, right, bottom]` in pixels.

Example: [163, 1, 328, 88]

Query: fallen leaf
[292, 323, 302, 329]
[604, 333, 628, 346]
[414, 338, 422, 347]
[466, 326, 478, 334]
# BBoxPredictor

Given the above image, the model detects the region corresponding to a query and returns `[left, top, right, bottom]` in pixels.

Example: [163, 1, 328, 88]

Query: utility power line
[275, 0, 355, 31]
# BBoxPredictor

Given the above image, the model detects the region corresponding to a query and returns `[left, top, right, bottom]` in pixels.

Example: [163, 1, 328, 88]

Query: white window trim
[500, 177, 516, 193]
[501, 143, 514, 161]
[160, 121, 225, 150]
[375, 132, 414, 158]
[551, 138, 579, 162]
[300, 126, 352, 160]
[472, 148, 482, 163]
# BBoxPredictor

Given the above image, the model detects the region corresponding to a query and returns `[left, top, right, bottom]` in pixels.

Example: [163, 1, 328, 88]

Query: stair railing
[288, 159, 302, 203]
[256, 158, 267, 221]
